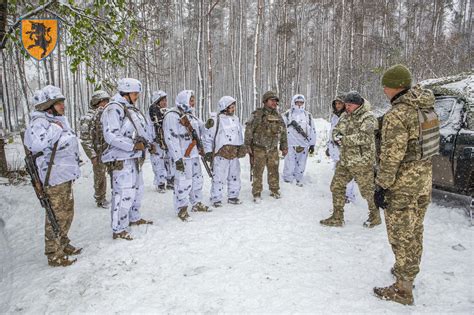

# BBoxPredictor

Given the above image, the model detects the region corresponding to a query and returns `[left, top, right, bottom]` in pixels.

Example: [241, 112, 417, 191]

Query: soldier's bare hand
[149, 144, 157, 154]
[281, 148, 288, 156]
[133, 142, 146, 151]
[91, 157, 98, 166]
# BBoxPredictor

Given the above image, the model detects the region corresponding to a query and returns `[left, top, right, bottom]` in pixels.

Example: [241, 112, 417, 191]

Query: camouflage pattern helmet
[31, 89, 48, 111]
[151, 90, 167, 105]
[36, 85, 65, 111]
[118, 78, 142, 93]
[90, 90, 110, 108]
[262, 91, 279, 103]
[218, 96, 237, 112]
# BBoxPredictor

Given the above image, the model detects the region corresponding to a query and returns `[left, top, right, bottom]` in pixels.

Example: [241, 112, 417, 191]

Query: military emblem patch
[21, 19, 59, 61]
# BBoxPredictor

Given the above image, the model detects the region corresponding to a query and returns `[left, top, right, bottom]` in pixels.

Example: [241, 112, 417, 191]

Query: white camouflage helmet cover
[31, 89, 48, 110]
[151, 90, 167, 105]
[117, 78, 142, 93]
[291, 94, 305, 109]
[36, 85, 65, 111]
[218, 96, 236, 112]
[175, 90, 194, 113]
[90, 90, 111, 108]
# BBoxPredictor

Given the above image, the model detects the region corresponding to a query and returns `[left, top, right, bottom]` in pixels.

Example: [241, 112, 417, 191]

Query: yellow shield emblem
[21, 19, 59, 61]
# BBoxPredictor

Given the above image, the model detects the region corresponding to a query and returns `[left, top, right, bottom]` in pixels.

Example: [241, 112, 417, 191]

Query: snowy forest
[0, 0, 472, 134]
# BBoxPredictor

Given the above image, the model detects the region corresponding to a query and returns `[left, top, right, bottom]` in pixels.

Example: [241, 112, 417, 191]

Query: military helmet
[218, 96, 237, 112]
[175, 90, 195, 113]
[118, 78, 142, 93]
[151, 90, 167, 105]
[90, 90, 110, 108]
[262, 91, 279, 103]
[34, 85, 65, 111]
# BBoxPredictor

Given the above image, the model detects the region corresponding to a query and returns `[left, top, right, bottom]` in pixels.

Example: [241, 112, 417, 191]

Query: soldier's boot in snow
[363, 209, 381, 228]
[253, 194, 262, 204]
[156, 184, 166, 193]
[191, 202, 212, 212]
[178, 206, 191, 222]
[130, 218, 154, 226]
[213, 201, 223, 208]
[97, 200, 110, 208]
[373, 280, 414, 305]
[63, 244, 82, 256]
[228, 197, 242, 205]
[296, 181, 303, 187]
[112, 231, 133, 241]
[48, 254, 77, 267]
[270, 191, 281, 199]
[390, 268, 416, 288]
[166, 178, 174, 190]
[320, 209, 344, 227]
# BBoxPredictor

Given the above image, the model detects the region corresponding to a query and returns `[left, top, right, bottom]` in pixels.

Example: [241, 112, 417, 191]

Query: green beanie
[381, 64, 412, 88]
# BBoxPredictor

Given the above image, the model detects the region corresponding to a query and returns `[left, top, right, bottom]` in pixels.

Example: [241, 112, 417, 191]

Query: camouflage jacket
[79, 107, 105, 160]
[244, 106, 288, 151]
[332, 99, 376, 168]
[376, 85, 434, 200]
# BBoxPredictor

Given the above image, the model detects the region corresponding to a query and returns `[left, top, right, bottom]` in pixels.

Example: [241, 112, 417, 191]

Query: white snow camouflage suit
[101, 93, 153, 233]
[282, 94, 317, 184]
[163, 90, 205, 213]
[203, 96, 244, 203]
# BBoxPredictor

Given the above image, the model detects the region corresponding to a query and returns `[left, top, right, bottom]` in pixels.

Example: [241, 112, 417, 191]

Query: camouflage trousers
[93, 162, 107, 203]
[44, 181, 74, 258]
[384, 192, 430, 281]
[330, 162, 377, 213]
[252, 147, 280, 196]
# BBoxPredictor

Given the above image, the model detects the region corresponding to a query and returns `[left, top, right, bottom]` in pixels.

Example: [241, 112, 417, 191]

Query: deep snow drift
[0, 127, 472, 314]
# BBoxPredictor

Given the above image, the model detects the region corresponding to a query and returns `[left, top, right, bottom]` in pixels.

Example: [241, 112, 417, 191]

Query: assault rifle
[179, 114, 213, 178]
[288, 120, 309, 141]
[149, 105, 167, 150]
[20, 132, 61, 238]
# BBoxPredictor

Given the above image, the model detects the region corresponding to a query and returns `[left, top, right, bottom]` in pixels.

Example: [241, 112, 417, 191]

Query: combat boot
[270, 191, 281, 199]
[156, 184, 166, 193]
[320, 209, 344, 227]
[374, 280, 414, 305]
[63, 244, 82, 256]
[97, 200, 110, 208]
[191, 202, 212, 212]
[166, 178, 174, 190]
[130, 218, 154, 226]
[112, 231, 133, 240]
[213, 201, 223, 208]
[363, 209, 381, 228]
[48, 254, 77, 267]
[228, 197, 242, 205]
[178, 206, 191, 222]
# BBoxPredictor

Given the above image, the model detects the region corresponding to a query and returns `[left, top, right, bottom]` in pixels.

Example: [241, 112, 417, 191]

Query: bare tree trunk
[252, 0, 263, 110]
[334, 0, 345, 94]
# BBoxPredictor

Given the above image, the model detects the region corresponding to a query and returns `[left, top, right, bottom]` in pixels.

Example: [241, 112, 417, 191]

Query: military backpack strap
[44, 140, 59, 187]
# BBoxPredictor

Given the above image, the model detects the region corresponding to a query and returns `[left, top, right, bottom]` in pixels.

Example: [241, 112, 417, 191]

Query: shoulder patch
[205, 118, 214, 129]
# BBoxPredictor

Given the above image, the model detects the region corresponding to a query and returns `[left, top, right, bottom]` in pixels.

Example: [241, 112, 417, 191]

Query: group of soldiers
[24, 64, 438, 306]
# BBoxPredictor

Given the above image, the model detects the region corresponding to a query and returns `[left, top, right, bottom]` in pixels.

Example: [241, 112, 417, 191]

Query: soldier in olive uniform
[320, 91, 381, 228]
[373, 64, 439, 305]
[80, 90, 110, 208]
[244, 91, 288, 203]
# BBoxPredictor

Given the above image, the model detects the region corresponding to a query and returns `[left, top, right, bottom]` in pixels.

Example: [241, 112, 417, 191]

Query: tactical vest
[251, 108, 284, 150]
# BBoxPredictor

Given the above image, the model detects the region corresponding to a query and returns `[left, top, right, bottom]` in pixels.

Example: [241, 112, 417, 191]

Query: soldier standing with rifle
[163, 90, 212, 221]
[23, 85, 82, 267]
[149, 90, 174, 193]
[79, 90, 110, 208]
[101, 78, 154, 240]
[282, 94, 317, 187]
[245, 91, 288, 203]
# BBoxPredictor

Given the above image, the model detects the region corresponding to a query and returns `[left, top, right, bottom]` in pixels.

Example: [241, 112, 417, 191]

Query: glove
[325, 148, 330, 157]
[204, 152, 213, 162]
[133, 141, 146, 151]
[374, 185, 388, 210]
[308, 145, 315, 155]
[175, 158, 185, 172]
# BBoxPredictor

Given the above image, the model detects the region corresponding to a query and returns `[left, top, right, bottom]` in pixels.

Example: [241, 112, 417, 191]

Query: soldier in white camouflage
[79, 90, 110, 208]
[320, 91, 381, 228]
[373, 64, 439, 306]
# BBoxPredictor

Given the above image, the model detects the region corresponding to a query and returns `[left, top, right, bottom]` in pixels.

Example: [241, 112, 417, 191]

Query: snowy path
[0, 154, 472, 313]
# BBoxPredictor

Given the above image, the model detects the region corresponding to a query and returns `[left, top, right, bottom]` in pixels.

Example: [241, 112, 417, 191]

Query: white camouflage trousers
[110, 159, 144, 233]
[173, 157, 203, 212]
[150, 151, 174, 186]
[283, 146, 309, 183]
[210, 156, 241, 203]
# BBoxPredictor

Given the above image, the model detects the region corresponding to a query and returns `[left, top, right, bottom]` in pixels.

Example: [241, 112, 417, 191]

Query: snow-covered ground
[0, 129, 472, 314]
